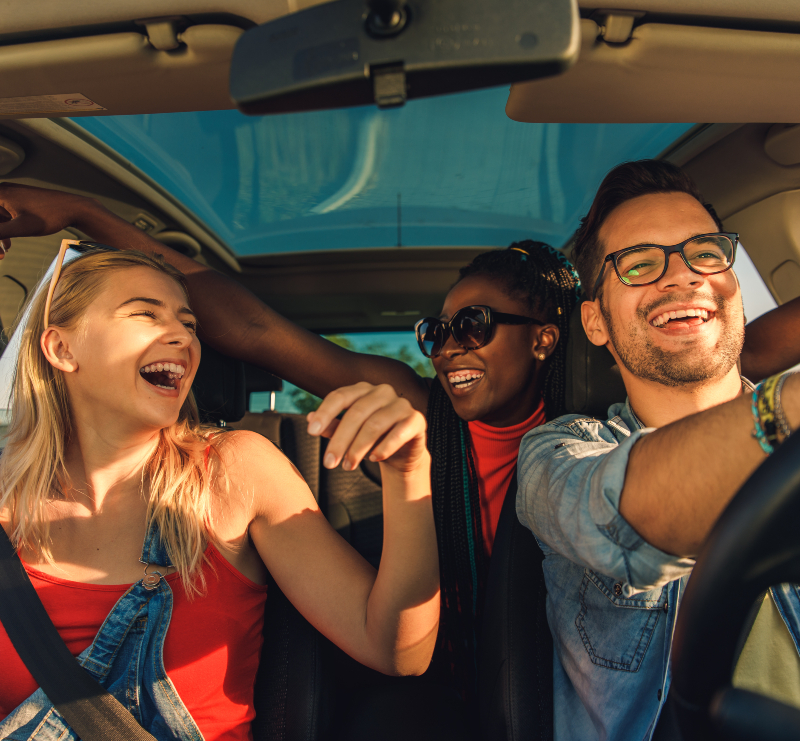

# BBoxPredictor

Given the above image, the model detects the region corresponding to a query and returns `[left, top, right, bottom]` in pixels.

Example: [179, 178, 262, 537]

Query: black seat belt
[0, 527, 157, 741]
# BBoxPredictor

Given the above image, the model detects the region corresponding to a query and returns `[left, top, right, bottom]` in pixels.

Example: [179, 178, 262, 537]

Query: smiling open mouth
[448, 370, 484, 389]
[651, 308, 713, 328]
[139, 363, 185, 390]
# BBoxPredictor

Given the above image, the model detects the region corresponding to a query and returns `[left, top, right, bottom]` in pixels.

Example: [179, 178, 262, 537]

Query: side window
[249, 331, 434, 415]
[737, 240, 777, 322]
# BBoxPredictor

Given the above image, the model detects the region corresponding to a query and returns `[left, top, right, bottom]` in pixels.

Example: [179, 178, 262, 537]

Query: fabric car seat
[235, 410, 385, 565]
[192, 346, 336, 741]
[479, 476, 553, 741]
[237, 409, 475, 741]
[478, 303, 626, 741]
[234, 409, 388, 741]
[237, 411, 331, 741]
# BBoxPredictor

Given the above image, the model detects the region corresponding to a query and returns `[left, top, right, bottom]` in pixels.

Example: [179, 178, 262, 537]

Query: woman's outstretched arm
[230, 383, 439, 676]
[0, 183, 430, 412]
[740, 295, 800, 382]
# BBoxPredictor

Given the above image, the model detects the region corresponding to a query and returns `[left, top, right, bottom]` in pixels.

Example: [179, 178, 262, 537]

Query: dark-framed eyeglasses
[591, 232, 739, 299]
[43, 239, 118, 328]
[414, 305, 543, 359]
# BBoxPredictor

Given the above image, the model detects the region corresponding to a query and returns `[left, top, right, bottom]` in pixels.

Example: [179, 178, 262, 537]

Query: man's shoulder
[522, 402, 633, 447]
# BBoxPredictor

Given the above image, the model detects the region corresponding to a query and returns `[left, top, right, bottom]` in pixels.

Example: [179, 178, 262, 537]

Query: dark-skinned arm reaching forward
[0, 183, 430, 413]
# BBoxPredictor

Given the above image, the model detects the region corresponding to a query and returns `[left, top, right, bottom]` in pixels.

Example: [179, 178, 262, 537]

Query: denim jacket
[517, 399, 800, 741]
[0, 522, 204, 741]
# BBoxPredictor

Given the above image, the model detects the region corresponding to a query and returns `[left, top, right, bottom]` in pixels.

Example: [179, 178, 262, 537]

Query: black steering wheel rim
[670, 430, 800, 740]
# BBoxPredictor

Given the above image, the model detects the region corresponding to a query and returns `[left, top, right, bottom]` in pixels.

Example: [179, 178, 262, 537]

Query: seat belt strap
[0, 527, 158, 741]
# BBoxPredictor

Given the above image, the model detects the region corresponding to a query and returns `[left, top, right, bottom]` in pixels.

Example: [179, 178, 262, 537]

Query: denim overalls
[0, 522, 204, 741]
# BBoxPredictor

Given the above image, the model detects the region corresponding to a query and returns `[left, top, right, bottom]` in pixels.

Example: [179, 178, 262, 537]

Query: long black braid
[426, 241, 580, 700]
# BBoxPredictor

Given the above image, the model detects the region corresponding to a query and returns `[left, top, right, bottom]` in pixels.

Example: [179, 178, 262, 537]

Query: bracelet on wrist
[757, 374, 782, 449]
[751, 387, 774, 456]
[773, 372, 795, 440]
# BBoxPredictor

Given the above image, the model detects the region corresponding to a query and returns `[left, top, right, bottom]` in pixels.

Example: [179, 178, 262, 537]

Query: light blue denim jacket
[517, 399, 800, 741]
[0, 522, 204, 741]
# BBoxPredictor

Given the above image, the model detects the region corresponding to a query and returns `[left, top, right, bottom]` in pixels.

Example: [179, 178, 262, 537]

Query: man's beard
[600, 291, 745, 388]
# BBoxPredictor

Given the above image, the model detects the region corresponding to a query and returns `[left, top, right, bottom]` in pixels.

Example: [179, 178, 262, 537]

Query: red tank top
[468, 397, 546, 555]
[0, 543, 268, 741]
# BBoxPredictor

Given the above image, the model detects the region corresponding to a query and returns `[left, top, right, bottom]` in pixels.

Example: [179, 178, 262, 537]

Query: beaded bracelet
[756, 374, 782, 449]
[774, 372, 795, 440]
[751, 387, 774, 455]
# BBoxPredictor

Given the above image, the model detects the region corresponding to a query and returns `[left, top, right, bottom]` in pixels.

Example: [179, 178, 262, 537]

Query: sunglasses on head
[414, 305, 543, 359]
[43, 239, 118, 328]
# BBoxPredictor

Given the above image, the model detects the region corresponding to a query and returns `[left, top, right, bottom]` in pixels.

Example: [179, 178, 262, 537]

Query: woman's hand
[306, 382, 429, 475]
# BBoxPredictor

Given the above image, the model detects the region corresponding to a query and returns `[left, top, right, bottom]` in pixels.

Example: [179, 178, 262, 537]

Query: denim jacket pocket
[576, 569, 667, 672]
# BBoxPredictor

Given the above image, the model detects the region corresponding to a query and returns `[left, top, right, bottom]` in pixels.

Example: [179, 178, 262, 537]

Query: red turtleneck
[468, 397, 547, 555]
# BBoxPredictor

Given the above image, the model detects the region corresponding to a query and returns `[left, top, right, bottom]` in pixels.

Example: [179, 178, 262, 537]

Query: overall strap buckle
[140, 561, 165, 591]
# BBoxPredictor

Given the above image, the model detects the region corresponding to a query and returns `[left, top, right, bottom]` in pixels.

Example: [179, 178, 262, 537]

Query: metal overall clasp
[139, 560, 165, 591]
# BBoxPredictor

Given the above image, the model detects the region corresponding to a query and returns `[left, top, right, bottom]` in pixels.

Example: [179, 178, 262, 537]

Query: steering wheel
[669, 430, 800, 741]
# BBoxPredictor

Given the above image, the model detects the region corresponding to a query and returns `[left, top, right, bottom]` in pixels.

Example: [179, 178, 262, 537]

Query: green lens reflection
[616, 247, 664, 284]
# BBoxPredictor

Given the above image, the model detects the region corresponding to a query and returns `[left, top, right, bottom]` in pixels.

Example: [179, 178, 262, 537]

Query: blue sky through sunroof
[75, 88, 693, 257]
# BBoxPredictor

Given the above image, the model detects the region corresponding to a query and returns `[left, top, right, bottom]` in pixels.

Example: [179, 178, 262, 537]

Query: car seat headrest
[192, 342, 247, 425]
[564, 301, 627, 418]
[244, 363, 284, 396]
[192, 343, 284, 426]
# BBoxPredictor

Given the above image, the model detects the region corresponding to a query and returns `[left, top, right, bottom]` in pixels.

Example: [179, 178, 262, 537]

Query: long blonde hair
[0, 249, 224, 595]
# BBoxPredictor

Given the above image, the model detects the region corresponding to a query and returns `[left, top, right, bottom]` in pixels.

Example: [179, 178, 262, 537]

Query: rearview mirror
[230, 0, 580, 115]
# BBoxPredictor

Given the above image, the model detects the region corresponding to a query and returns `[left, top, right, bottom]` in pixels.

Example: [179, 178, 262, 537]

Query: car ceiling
[0, 0, 797, 119]
[2, 0, 800, 338]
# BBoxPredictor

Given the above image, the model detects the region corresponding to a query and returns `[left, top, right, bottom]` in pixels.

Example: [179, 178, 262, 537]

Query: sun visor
[230, 0, 580, 115]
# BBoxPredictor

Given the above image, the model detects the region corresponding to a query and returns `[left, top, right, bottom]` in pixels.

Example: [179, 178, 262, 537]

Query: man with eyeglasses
[517, 159, 800, 741]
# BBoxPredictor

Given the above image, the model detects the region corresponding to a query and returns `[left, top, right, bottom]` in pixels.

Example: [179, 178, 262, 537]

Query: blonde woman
[0, 243, 439, 741]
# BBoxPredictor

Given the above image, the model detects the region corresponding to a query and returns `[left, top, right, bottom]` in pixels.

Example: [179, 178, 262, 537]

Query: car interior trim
[507, 20, 800, 123]
[15, 116, 241, 271]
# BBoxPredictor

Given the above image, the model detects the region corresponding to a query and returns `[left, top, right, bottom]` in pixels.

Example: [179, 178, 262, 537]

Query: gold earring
[538, 353, 546, 361]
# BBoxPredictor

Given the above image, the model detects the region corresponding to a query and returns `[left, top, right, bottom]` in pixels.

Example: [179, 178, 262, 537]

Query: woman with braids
[420, 242, 579, 701]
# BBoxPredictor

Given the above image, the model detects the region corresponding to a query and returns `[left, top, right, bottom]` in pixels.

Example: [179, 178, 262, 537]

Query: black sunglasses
[592, 232, 738, 298]
[414, 305, 543, 358]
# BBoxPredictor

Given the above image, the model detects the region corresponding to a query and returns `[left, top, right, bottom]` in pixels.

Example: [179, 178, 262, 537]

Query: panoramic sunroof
[74, 88, 693, 257]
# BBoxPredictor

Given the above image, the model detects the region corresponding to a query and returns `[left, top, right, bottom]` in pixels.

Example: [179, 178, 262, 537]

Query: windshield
[73, 88, 693, 257]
